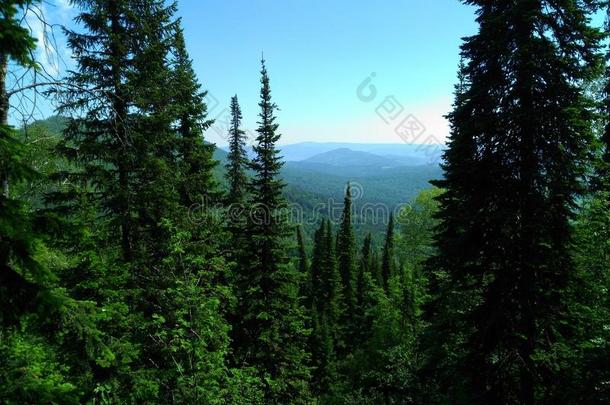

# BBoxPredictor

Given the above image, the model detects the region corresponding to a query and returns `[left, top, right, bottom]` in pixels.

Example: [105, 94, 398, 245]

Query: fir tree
[308, 220, 343, 394]
[237, 58, 311, 403]
[54, 2, 240, 401]
[381, 213, 395, 291]
[225, 95, 249, 206]
[309, 222, 325, 315]
[54, 1, 173, 399]
[322, 220, 344, 352]
[224, 94, 249, 272]
[569, 193, 610, 403]
[56, 0, 137, 261]
[357, 233, 373, 307]
[170, 27, 216, 207]
[353, 233, 375, 346]
[0, 2, 97, 402]
[427, 1, 603, 402]
[296, 225, 309, 276]
[336, 182, 356, 338]
[0, 0, 45, 327]
[295, 225, 310, 302]
[371, 250, 383, 288]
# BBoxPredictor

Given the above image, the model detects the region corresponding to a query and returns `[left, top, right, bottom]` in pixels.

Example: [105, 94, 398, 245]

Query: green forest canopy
[1, 1, 609, 404]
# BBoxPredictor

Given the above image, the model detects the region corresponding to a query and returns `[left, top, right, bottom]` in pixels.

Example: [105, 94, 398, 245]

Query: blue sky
[19, 0, 480, 145]
[177, 0, 478, 145]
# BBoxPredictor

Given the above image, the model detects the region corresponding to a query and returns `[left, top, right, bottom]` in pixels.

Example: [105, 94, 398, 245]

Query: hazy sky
[178, 0, 478, 145]
[22, 0, 480, 145]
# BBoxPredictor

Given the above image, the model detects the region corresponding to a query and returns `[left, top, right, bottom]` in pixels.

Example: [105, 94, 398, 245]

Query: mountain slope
[303, 148, 404, 168]
[275, 142, 443, 164]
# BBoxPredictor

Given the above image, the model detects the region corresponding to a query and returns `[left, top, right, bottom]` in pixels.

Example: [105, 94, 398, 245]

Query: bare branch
[7, 81, 64, 98]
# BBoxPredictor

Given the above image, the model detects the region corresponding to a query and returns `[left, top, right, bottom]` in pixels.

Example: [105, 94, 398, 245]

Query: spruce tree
[0, 2, 99, 401]
[427, 1, 603, 402]
[357, 233, 373, 307]
[237, 58, 311, 403]
[307, 221, 330, 392]
[138, 11, 245, 402]
[170, 27, 216, 207]
[381, 213, 395, 291]
[296, 225, 309, 276]
[371, 250, 383, 288]
[225, 95, 249, 206]
[322, 220, 344, 353]
[336, 182, 356, 338]
[295, 225, 310, 301]
[56, 0, 137, 261]
[309, 222, 325, 314]
[570, 194, 610, 403]
[55, 1, 173, 399]
[224, 94, 249, 271]
[0, 0, 46, 326]
[55, 2, 241, 401]
[353, 233, 375, 346]
[308, 220, 343, 394]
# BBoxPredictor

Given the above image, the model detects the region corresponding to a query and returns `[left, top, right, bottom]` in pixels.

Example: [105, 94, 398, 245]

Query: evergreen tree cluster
[1, 0, 610, 404]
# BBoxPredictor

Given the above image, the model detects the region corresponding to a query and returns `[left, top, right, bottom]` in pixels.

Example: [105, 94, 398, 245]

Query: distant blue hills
[276, 142, 444, 165]
[214, 142, 443, 209]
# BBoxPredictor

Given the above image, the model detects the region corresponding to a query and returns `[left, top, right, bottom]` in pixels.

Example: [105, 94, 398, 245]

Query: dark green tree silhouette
[381, 213, 395, 291]
[237, 58, 311, 403]
[225, 95, 249, 205]
[426, 1, 603, 402]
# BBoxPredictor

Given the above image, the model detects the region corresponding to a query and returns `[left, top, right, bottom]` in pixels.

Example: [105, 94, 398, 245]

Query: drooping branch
[7, 80, 64, 98]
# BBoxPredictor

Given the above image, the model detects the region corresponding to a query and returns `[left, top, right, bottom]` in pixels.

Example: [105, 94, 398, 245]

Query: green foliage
[235, 59, 312, 403]
[308, 220, 344, 393]
[341, 275, 420, 404]
[380, 213, 395, 291]
[171, 27, 217, 207]
[225, 95, 249, 206]
[426, 1, 604, 402]
[0, 328, 80, 404]
[295, 225, 310, 301]
[336, 183, 356, 344]
[2, 1, 610, 403]
[567, 193, 610, 403]
[397, 187, 442, 270]
[0, 0, 38, 66]
[0, 3, 102, 404]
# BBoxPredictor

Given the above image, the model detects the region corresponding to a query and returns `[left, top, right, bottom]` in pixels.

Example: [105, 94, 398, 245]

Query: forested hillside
[1, 1, 609, 404]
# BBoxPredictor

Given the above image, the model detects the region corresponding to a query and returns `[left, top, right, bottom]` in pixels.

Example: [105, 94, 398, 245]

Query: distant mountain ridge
[29, 117, 441, 237]
[213, 145, 442, 208]
[219, 141, 444, 165]
[303, 148, 405, 168]
[275, 142, 444, 163]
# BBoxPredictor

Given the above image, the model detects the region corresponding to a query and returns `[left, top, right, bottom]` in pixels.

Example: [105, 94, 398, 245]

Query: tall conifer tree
[226, 95, 249, 205]
[336, 182, 356, 335]
[295, 225, 310, 302]
[55, 2, 241, 401]
[224, 95, 249, 271]
[427, 1, 603, 402]
[296, 225, 309, 276]
[0, 2, 108, 402]
[308, 220, 343, 393]
[51, 0, 143, 397]
[0, 0, 47, 326]
[353, 233, 375, 346]
[171, 27, 216, 207]
[381, 213, 395, 291]
[237, 58, 311, 403]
